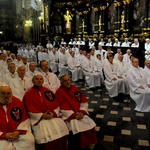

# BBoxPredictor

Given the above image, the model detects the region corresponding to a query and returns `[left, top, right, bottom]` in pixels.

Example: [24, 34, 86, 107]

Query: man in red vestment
[0, 84, 35, 150]
[56, 75, 97, 150]
[23, 74, 69, 150]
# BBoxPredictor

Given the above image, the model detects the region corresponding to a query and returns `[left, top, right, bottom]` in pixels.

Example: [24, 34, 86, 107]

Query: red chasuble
[0, 96, 28, 140]
[56, 85, 97, 149]
[56, 85, 88, 116]
[23, 86, 59, 116]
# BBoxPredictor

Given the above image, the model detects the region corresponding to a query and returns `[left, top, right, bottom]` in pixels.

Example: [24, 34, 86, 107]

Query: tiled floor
[72, 80, 150, 150]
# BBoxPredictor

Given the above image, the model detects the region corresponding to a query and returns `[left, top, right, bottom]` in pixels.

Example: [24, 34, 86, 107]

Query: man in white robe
[9, 66, 32, 101]
[131, 39, 139, 48]
[105, 38, 112, 46]
[46, 40, 53, 49]
[121, 38, 131, 47]
[40, 60, 60, 93]
[113, 38, 121, 47]
[123, 49, 132, 63]
[94, 54, 104, 85]
[103, 55, 126, 98]
[11, 53, 17, 64]
[0, 53, 7, 71]
[98, 38, 105, 46]
[2, 62, 18, 84]
[116, 54, 129, 93]
[131, 38, 139, 48]
[22, 56, 30, 72]
[58, 47, 68, 76]
[26, 62, 40, 79]
[94, 45, 106, 59]
[82, 53, 101, 88]
[89, 39, 95, 49]
[67, 51, 83, 82]
[29, 47, 37, 63]
[127, 58, 150, 112]
[49, 48, 59, 73]
[76, 49, 83, 66]
[144, 60, 150, 83]
[37, 48, 44, 63]
[145, 38, 150, 60]
[114, 48, 122, 60]
[16, 54, 23, 68]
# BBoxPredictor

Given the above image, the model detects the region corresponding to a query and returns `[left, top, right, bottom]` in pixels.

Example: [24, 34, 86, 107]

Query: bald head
[60, 75, 71, 89]
[32, 74, 44, 87]
[0, 85, 12, 105]
[17, 66, 26, 79]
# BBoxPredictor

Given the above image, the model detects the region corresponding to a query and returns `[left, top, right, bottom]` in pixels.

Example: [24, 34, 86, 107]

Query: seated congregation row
[1, 45, 150, 113]
[0, 74, 97, 150]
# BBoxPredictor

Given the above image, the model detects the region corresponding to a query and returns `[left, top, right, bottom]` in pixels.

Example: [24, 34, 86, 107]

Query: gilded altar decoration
[98, 15, 102, 31]
[64, 9, 73, 34]
[120, 10, 125, 30]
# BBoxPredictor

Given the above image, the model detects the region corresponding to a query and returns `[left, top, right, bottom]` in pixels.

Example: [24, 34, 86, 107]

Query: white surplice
[67, 56, 83, 81]
[127, 66, 150, 112]
[103, 61, 126, 97]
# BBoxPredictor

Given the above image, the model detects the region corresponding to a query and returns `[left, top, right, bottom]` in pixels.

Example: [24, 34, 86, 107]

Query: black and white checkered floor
[72, 80, 150, 150]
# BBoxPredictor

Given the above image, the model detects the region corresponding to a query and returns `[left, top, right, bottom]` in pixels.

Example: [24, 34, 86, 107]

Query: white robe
[9, 76, 33, 100]
[116, 60, 129, 93]
[28, 108, 69, 144]
[25, 70, 40, 79]
[67, 56, 83, 81]
[29, 49, 37, 62]
[38, 52, 44, 62]
[0, 118, 35, 150]
[103, 61, 126, 97]
[121, 42, 131, 47]
[113, 42, 121, 47]
[98, 41, 105, 46]
[82, 58, 101, 88]
[49, 52, 59, 73]
[89, 41, 95, 49]
[2, 72, 18, 84]
[123, 54, 132, 63]
[127, 66, 150, 112]
[114, 52, 122, 60]
[145, 43, 150, 51]
[105, 42, 112, 46]
[131, 43, 139, 48]
[94, 49, 106, 59]
[40, 71, 60, 93]
[144, 66, 150, 84]
[58, 52, 68, 76]
[94, 58, 104, 84]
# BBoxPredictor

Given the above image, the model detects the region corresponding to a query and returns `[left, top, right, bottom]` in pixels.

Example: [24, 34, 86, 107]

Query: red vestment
[23, 86, 68, 150]
[23, 86, 58, 117]
[0, 96, 28, 140]
[56, 85, 97, 149]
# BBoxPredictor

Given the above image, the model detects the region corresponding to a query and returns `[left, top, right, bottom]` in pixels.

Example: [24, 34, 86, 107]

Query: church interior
[0, 0, 150, 150]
